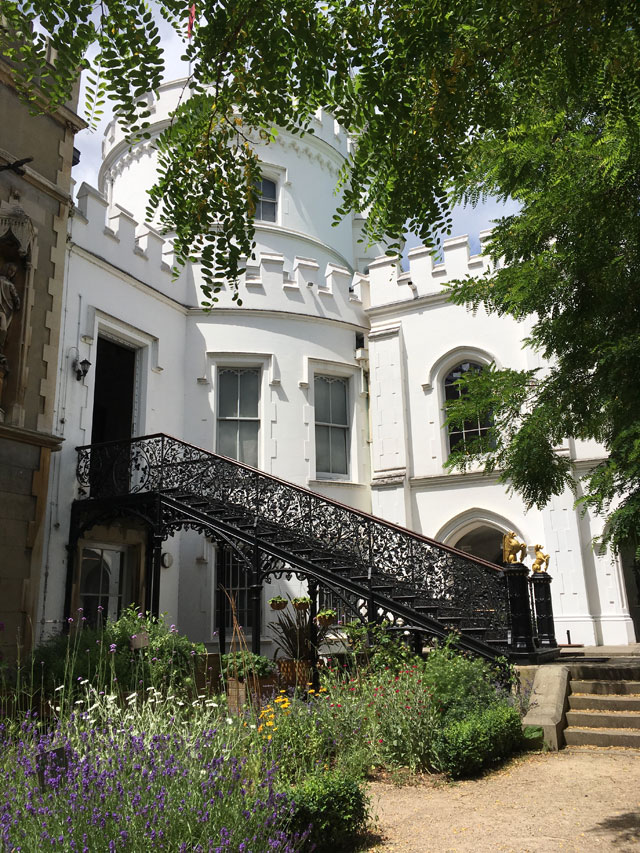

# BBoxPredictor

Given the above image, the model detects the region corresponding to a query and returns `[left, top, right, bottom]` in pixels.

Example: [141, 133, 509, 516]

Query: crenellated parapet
[71, 181, 368, 326]
[367, 232, 496, 309]
[72, 182, 191, 305]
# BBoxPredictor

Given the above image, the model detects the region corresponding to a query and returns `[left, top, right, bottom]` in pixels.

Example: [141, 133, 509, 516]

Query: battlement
[71, 181, 367, 323]
[72, 182, 190, 304]
[367, 232, 495, 309]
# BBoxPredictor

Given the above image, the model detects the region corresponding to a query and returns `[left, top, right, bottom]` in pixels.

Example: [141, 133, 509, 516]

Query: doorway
[453, 526, 504, 565]
[91, 336, 136, 443]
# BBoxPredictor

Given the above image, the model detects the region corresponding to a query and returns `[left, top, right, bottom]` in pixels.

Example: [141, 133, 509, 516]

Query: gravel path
[368, 749, 640, 852]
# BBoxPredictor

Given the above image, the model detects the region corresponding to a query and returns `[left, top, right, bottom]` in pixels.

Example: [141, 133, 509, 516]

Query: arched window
[254, 178, 277, 222]
[443, 361, 491, 454]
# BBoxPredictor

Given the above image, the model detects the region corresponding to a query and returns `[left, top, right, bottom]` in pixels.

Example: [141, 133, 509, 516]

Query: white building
[37, 80, 639, 651]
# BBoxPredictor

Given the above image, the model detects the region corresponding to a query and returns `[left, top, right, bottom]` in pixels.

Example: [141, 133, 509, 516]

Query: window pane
[238, 420, 259, 467]
[218, 547, 253, 629]
[330, 426, 348, 474]
[330, 379, 348, 425]
[239, 370, 259, 417]
[260, 179, 277, 200]
[259, 200, 276, 222]
[315, 424, 330, 472]
[314, 376, 331, 423]
[218, 419, 238, 458]
[218, 370, 238, 417]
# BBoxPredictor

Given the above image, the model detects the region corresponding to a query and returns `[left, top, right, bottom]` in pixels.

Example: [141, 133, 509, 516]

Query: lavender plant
[0, 704, 308, 852]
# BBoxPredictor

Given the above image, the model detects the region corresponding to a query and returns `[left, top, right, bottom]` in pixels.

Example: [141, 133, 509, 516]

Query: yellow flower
[266, 720, 274, 727]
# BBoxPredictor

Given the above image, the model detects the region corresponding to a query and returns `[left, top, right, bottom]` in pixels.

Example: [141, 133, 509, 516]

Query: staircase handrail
[76, 431, 505, 575]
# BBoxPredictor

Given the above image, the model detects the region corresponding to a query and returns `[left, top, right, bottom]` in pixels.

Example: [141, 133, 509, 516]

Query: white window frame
[426, 346, 498, 471]
[314, 374, 351, 479]
[443, 360, 492, 457]
[254, 176, 278, 224]
[208, 353, 275, 469]
[215, 366, 261, 466]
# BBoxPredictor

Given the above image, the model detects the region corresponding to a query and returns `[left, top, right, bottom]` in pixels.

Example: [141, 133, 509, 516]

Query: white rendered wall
[40, 142, 372, 642]
[366, 237, 636, 646]
[100, 80, 384, 278]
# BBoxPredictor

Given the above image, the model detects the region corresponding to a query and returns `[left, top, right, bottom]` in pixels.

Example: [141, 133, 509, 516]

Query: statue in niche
[0, 262, 21, 371]
[502, 530, 527, 564]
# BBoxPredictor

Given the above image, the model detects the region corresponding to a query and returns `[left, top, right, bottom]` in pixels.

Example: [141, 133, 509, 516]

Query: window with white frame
[315, 375, 349, 476]
[444, 361, 492, 454]
[217, 368, 260, 466]
[254, 178, 277, 222]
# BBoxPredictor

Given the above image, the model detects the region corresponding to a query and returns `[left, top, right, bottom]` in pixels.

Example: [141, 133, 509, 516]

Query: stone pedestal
[503, 563, 537, 653]
[530, 571, 558, 648]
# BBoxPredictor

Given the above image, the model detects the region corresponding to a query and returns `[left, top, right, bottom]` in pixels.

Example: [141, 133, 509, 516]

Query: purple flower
[67, 617, 74, 624]
[109, 644, 117, 654]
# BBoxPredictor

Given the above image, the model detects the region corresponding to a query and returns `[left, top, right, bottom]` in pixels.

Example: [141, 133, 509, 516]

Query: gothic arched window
[443, 361, 492, 454]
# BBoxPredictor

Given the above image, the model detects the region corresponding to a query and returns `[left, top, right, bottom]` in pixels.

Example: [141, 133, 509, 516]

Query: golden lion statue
[532, 544, 550, 573]
[502, 531, 527, 564]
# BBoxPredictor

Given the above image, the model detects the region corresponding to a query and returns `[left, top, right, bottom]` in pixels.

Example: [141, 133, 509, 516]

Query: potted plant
[268, 595, 288, 611]
[315, 609, 337, 628]
[221, 651, 278, 713]
[269, 607, 330, 687]
[292, 596, 311, 611]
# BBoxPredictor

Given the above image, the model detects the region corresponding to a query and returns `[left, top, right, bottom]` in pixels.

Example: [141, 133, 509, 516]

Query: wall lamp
[73, 358, 91, 381]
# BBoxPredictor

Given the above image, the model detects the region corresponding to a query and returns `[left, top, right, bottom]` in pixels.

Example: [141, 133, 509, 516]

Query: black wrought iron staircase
[69, 434, 559, 664]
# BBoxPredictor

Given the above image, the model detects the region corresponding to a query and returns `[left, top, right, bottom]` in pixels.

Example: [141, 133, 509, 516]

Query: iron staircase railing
[73, 433, 559, 663]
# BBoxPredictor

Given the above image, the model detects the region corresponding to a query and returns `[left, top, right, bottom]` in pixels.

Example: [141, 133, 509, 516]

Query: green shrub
[431, 703, 523, 778]
[286, 771, 370, 853]
[220, 650, 277, 680]
[342, 620, 420, 673]
[421, 641, 508, 722]
[32, 605, 205, 697]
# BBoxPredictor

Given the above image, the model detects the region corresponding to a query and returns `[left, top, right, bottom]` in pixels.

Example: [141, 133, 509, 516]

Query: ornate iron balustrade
[75, 433, 557, 661]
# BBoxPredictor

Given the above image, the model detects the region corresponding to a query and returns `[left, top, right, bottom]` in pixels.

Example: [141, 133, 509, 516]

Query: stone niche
[0, 201, 36, 425]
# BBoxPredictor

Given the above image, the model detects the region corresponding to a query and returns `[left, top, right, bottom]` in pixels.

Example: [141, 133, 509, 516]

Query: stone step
[569, 693, 640, 712]
[564, 727, 640, 749]
[566, 709, 640, 729]
[568, 665, 640, 681]
[571, 679, 640, 695]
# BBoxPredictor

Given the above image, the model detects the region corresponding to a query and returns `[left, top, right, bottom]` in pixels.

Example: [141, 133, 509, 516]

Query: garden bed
[0, 616, 527, 851]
